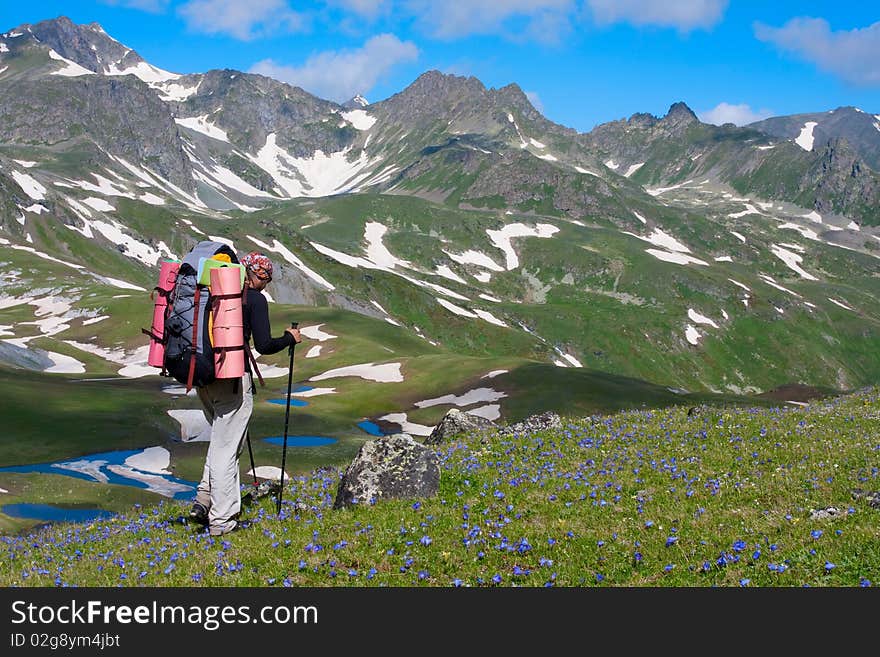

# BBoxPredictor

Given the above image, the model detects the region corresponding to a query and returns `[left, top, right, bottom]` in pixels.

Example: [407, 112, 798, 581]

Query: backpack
[163, 240, 239, 390]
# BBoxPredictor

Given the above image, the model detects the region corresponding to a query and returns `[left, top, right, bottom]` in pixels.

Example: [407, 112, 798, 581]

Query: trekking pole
[276, 322, 298, 515]
[245, 429, 259, 488]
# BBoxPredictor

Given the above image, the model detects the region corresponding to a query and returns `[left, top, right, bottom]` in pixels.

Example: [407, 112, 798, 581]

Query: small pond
[2, 503, 116, 524]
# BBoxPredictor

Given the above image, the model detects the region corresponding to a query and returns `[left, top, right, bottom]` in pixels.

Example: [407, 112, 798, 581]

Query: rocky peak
[23, 17, 126, 74]
[662, 101, 699, 126]
[407, 69, 488, 100]
[18, 16, 178, 82]
[374, 69, 492, 126]
[342, 94, 369, 109]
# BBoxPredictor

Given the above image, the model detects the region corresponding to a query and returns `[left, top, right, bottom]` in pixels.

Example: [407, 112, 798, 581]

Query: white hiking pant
[195, 372, 253, 533]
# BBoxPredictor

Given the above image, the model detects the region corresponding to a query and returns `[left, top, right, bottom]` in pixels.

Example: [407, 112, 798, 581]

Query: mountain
[1, 15, 880, 406]
[748, 106, 880, 171]
[580, 102, 880, 227]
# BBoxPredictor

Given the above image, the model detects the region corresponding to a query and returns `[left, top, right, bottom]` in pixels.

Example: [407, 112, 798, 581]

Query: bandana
[241, 252, 273, 280]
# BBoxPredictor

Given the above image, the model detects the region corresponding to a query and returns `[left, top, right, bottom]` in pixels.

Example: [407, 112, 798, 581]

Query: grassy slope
[1, 385, 877, 586]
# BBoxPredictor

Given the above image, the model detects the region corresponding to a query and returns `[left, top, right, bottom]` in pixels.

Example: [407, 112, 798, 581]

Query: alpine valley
[1, 16, 878, 532]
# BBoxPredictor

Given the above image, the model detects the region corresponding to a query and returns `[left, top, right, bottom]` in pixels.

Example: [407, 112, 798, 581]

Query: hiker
[190, 252, 302, 536]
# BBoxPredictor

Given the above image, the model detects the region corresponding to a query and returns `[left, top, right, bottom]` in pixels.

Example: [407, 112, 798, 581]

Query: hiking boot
[208, 520, 248, 536]
[189, 502, 209, 525]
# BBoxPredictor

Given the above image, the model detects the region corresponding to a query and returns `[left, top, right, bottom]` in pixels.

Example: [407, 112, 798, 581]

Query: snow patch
[795, 121, 818, 151]
[415, 387, 507, 408]
[624, 162, 644, 177]
[487, 223, 559, 270]
[687, 309, 719, 328]
[107, 60, 179, 83]
[175, 115, 229, 142]
[341, 109, 376, 131]
[645, 250, 709, 266]
[377, 413, 434, 437]
[11, 171, 46, 200]
[48, 49, 93, 76]
[624, 227, 692, 253]
[770, 244, 818, 280]
[299, 324, 337, 341]
[310, 362, 403, 383]
[482, 369, 508, 379]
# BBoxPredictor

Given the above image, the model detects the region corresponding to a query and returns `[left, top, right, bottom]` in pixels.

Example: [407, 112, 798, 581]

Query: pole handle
[289, 322, 298, 355]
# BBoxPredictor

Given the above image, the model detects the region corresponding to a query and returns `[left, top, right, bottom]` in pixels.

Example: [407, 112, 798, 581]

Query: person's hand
[286, 327, 302, 343]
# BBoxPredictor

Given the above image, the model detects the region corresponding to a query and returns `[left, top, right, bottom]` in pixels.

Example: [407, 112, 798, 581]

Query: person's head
[241, 252, 273, 290]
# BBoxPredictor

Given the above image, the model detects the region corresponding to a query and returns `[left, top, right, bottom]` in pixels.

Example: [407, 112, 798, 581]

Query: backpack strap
[185, 285, 201, 392]
[244, 342, 264, 388]
[240, 285, 265, 388]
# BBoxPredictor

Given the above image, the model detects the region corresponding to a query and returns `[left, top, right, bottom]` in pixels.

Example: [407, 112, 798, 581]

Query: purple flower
[420, 535, 432, 547]
[665, 536, 678, 547]
[811, 530, 823, 540]
[491, 573, 502, 584]
[825, 562, 835, 571]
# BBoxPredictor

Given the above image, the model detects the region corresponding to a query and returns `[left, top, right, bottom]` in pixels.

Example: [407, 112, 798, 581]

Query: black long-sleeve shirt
[243, 288, 293, 356]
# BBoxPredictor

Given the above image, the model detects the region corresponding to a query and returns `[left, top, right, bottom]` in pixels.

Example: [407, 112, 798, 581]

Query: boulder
[498, 411, 562, 436]
[424, 408, 496, 445]
[333, 434, 440, 509]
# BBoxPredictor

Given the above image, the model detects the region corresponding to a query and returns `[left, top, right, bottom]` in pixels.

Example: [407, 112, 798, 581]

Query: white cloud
[587, 0, 727, 32]
[405, 0, 575, 43]
[101, 0, 170, 11]
[755, 18, 880, 86]
[177, 0, 308, 40]
[250, 33, 418, 101]
[699, 102, 774, 126]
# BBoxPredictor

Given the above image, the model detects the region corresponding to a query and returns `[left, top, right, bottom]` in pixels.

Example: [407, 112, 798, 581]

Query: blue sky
[2, 2, 879, 132]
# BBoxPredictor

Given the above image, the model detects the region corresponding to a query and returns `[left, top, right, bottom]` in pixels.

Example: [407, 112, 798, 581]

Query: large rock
[424, 408, 496, 445]
[333, 434, 440, 509]
[498, 411, 562, 436]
